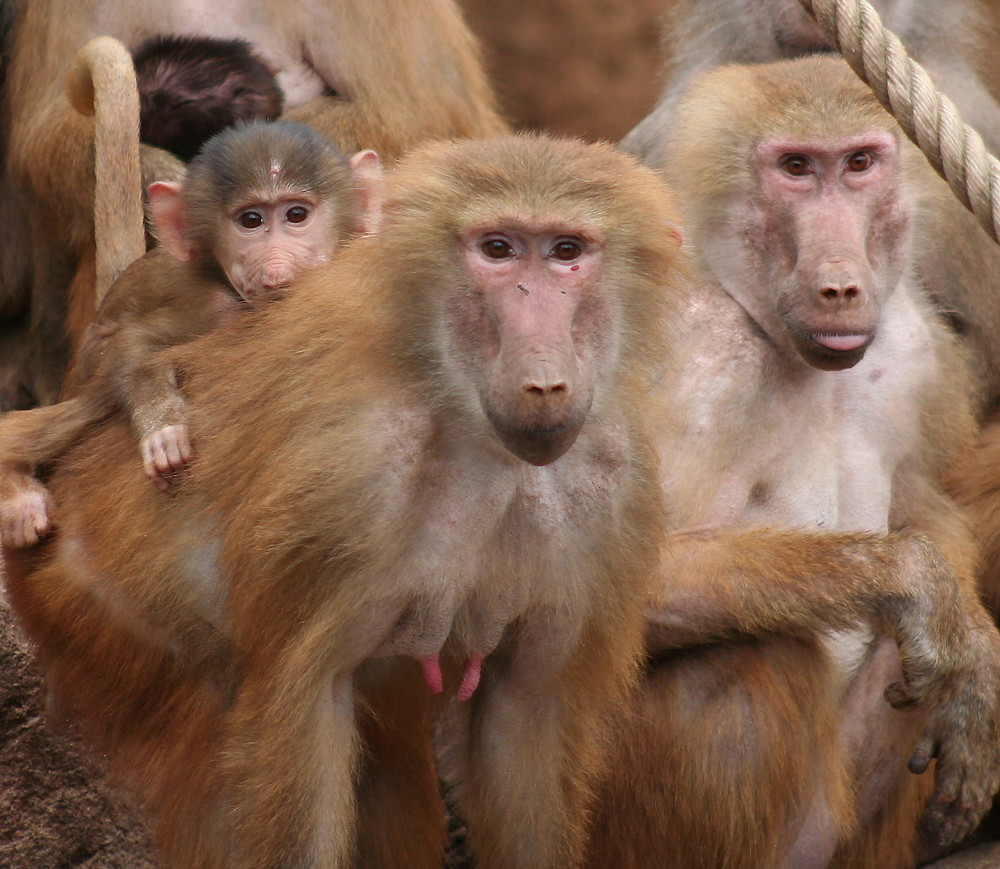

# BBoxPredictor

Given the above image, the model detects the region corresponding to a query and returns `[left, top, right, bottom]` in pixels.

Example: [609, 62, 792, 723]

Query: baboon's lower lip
[810, 332, 870, 352]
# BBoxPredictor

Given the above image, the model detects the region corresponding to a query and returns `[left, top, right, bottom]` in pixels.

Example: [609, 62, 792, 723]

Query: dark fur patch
[133, 35, 284, 161]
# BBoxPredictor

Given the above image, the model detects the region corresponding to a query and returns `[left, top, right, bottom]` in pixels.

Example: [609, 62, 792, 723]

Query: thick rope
[797, 0, 1000, 244]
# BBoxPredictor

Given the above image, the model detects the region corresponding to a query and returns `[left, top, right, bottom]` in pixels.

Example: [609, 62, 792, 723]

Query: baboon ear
[147, 181, 196, 262]
[349, 149, 384, 236]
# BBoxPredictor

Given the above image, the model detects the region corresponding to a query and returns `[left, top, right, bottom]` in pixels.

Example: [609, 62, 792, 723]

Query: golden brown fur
[586, 57, 1000, 868]
[65, 36, 146, 306]
[0, 32, 153, 407]
[3, 134, 684, 868]
[949, 413, 1000, 618]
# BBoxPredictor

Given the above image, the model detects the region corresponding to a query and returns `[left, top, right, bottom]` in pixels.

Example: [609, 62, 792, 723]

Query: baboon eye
[237, 210, 265, 229]
[550, 239, 583, 261]
[782, 155, 812, 176]
[286, 205, 311, 224]
[847, 151, 874, 172]
[482, 238, 515, 259]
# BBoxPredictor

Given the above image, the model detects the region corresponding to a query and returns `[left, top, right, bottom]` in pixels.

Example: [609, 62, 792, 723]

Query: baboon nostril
[820, 284, 859, 300]
[524, 381, 568, 395]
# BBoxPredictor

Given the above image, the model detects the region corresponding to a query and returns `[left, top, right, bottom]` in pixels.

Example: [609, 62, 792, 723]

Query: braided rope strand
[797, 0, 1000, 244]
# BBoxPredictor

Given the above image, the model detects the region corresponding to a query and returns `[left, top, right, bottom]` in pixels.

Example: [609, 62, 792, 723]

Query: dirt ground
[0, 584, 156, 867]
